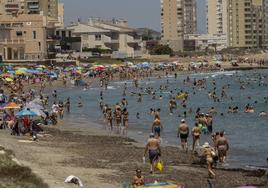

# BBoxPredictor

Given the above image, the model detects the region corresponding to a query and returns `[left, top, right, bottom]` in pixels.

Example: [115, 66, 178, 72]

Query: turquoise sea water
[52, 70, 268, 169]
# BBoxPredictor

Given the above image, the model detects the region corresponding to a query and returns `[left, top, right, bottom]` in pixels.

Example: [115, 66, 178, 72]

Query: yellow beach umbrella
[15, 70, 26, 75]
[5, 77, 13, 82]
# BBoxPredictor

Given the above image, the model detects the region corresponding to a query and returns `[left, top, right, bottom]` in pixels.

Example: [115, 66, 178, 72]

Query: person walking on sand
[192, 122, 201, 151]
[177, 119, 189, 152]
[216, 131, 229, 163]
[202, 142, 216, 178]
[152, 117, 163, 137]
[144, 133, 161, 174]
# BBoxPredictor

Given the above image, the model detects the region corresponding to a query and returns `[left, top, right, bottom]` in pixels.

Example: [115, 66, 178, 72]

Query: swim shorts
[149, 149, 159, 164]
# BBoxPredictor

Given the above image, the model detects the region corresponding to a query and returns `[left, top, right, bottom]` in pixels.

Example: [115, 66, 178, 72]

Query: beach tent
[16, 109, 38, 117]
[4, 102, 21, 109]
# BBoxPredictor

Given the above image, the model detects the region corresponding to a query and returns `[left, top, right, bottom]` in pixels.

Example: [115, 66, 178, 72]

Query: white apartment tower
[160, 0, 184, 52]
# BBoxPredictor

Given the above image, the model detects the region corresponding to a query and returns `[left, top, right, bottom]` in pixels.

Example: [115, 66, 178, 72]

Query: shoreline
[0, 123, 266, 187]
[1, 64, 268, 187]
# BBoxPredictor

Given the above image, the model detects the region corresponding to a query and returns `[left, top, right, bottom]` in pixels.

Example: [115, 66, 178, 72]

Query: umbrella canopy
[5, 78, 13, 82]
[29, 108, 46, 118]
[4, 102, 21, 109]
[15, 70, 26, 75]
[1, 73, 13, 77]
[26, 69, 40, 74]
[141, 182, 179, 188]
[0, 63, 9, 67]
[0, 103, 7, 110]
[16, 109, 38, 117]
[26, 102, 44, 110]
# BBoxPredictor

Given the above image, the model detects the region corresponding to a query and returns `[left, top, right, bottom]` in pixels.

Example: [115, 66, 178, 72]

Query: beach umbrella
[1, 73, 13, 77]
[95, 67, 105, 71]
[15, 67, 27, 71]
[0, 63, 9, 67]
[16, 109, 38, 117]
[7, 70, 15, 75]
[31, 98, 43, 105]
[25, 108, 46, 118]
[15, 70, 26, 75]
[4, 102, 20, 109]
[37, 65, 46, 68]
[26, 70, 40, 74]
[26, 102, 44, 110]
[5, 78, 13, 82]
[0, 103, 7, 110]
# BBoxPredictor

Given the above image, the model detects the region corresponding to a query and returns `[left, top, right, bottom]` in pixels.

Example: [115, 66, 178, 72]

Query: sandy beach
[0, 120, 266, 188]
[0, 61, 268, 187]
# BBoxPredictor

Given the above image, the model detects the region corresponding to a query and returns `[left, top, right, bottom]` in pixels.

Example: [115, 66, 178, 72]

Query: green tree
[150, 45, 173, 55]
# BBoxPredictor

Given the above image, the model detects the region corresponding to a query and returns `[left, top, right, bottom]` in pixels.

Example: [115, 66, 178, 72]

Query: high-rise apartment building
[160, 0, 184, 52]
[24, 0, 58, 18]
[0, 0, 25, 15]
[184, 0, 197, 34]
[227, 0, 266, 48]
[0, 0, 59, 19]
[207, 0, 228, 35]
[56, 2, 64, 27]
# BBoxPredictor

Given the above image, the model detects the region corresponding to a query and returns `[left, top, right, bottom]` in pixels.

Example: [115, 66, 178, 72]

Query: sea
[50, 69, 268, 169]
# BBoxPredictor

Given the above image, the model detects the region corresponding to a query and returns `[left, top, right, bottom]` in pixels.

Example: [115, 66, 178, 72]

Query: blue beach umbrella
[16, 109, 38, 117]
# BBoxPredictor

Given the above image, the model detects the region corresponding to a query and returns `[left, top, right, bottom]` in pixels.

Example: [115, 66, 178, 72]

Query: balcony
[46, 35, 61, 42]
[28, 5, 39, 9]
[0, 39, 25, 45]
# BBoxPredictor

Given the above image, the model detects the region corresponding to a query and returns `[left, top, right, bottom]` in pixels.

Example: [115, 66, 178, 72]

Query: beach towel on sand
[64, 175, 83, 187]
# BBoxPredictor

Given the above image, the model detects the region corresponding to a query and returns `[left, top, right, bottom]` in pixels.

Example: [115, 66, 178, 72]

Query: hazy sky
[62, 0, 207, 33]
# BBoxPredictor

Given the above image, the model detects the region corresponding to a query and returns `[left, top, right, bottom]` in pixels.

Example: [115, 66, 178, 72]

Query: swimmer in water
[78, 96, 83, 107]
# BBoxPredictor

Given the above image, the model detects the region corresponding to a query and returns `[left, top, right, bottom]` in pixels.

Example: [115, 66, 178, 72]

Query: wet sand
[0, 123, 266, 188]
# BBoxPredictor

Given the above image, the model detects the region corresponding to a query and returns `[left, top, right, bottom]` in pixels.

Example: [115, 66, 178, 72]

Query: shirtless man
[152, 118, 163, 137]
[177, 119, 189, 152]
[144, 133, 161, 174]
[131, 169, 145, 188]
[192, 123, 201, 150]
[216, 131, 229, 163]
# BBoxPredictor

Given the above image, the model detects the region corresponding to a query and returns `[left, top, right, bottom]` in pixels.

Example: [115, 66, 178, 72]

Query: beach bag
[155, 160, 164, 173]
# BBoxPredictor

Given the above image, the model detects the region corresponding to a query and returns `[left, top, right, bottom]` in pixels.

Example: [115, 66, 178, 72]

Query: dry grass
[0, 146, 48, 188]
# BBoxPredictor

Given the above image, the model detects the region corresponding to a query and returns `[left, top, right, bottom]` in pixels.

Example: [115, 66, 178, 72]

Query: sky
[61, 0, 207, 34]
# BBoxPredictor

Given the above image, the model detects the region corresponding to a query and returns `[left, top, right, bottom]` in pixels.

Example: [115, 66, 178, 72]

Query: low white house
[63, 18, 143, 58]
[184, 34, 227, 51]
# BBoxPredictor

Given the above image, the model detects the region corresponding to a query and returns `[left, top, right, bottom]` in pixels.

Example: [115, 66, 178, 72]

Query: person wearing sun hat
[202, 142, 216, 178]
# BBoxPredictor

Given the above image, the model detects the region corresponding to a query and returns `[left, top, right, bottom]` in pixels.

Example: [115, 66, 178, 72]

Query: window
[38, 42, 41, 51]
[95, 34, 101, 41]
[33, 31, 36, 39]
[16, 31, 22, 37]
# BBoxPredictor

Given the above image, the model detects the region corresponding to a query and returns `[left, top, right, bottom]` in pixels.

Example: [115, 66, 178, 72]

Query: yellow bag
[155, 161, 164, 173]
